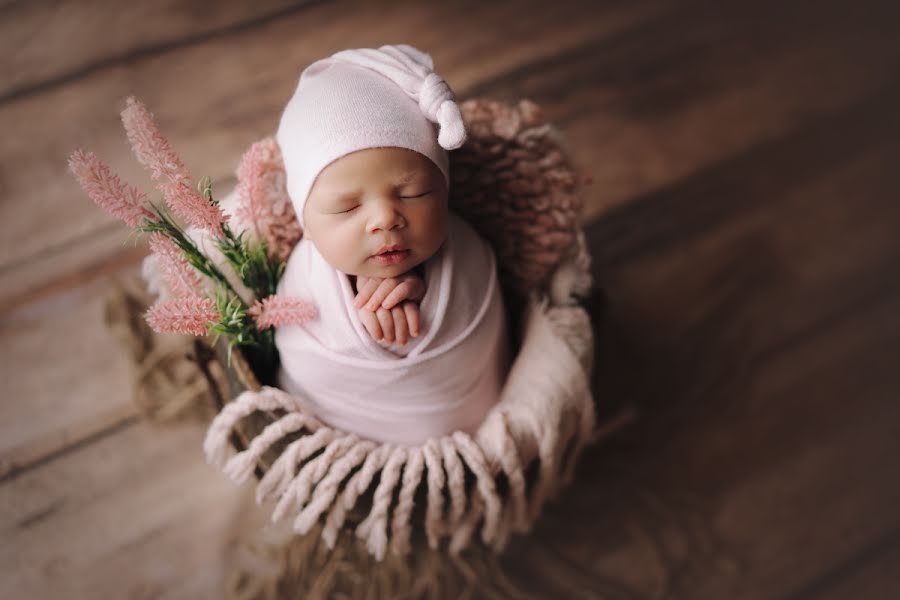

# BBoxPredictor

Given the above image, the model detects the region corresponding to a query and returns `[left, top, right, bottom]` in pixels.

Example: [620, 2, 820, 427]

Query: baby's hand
[354, 272, 425, 346]
[354, 273, 425, 312]
[357, 302, 421, 346]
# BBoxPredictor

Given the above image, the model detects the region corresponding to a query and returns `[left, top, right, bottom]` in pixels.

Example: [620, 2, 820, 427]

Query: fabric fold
[275, 213, 509, 445]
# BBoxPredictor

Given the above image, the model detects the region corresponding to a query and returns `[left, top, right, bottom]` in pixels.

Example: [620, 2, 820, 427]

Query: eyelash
[335, 191, 431, 213]
[400, 190, 431, 199]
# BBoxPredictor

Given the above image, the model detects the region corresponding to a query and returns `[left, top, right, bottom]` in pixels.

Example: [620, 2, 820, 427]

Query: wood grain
[0, 0, 655, 481]
[0, 0, 306, 101]
[0, 422, 247, 599]
[0, 271, 140, 478]
[0, 0, 662, 309]
[473, 0, 900, 220]
[3, 0, 900, 597]
[463, 77, 900, 595]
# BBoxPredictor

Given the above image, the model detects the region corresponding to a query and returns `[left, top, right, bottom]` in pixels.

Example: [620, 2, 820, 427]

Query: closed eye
[400, 190, 431, 199]
[335, 205, 359, 214]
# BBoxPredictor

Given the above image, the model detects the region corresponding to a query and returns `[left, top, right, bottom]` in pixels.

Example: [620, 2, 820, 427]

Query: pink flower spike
[121, 96, 189, 185]
[161, 180, 226, 238]
[68, 150, 157, 228]
[121, 96, 227, 237]
[236, 141, 268, 240]
[233, 138, 301, 261]
[249, 295, 317, 330]
[145, 296, 219, 336]
[148, 233, 203, 297]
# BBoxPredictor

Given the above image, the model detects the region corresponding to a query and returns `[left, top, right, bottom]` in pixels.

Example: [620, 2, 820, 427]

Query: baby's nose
[367, 201, 405, 232]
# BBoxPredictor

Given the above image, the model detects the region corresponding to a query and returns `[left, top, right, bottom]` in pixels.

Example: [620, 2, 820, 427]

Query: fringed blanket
[203, 233, 594, 560]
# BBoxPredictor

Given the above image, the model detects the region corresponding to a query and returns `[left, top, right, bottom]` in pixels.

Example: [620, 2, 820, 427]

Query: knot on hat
[330, 44, 467, 151]
[420, 73, 466, 150]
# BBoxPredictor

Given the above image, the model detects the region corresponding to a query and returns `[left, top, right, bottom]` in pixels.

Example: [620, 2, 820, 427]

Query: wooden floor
[3, 0, 900, 597]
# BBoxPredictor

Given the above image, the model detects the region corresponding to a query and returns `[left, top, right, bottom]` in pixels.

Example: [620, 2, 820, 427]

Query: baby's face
[302, 147, 448, 278]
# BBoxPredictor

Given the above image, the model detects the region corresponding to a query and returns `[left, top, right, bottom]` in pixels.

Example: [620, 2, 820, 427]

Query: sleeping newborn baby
[274, 44, 509, 445]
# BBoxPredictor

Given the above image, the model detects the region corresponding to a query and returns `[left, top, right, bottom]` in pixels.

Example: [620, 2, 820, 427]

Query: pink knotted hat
[276, 44, 467, 227]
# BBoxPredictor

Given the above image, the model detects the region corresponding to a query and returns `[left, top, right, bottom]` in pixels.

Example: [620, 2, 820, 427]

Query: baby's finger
[365, 278, 398, 311]
[392, 306, 409, 345]
[376, 307, 395, 344]
[354, 277, 380, 308]
[403, 302, 421, 337]
[358, 309, 383, 340]
[381, 278, 425, 308]
[380, 280, 412, 309]
[403, 276, 426, 301]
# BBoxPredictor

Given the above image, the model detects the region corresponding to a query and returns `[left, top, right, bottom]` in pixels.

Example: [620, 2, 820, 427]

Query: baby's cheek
[420, 220, 448, 257]
[321, 231, 365, 273]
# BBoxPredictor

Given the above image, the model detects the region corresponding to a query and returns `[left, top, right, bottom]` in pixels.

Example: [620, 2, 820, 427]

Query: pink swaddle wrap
[275, 213, 509, 445]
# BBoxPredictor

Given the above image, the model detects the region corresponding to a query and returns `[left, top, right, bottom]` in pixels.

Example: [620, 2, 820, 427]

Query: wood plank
[0, 0, 306, 101]
[3, 1, 900, 596]
[4, 0, 899, 314]
[473, 0, 900, 219]
[789, 532, 900, 600]
[0, 266, 142, 478]
[0, 0, 655, 474]
[587, 82, 900, 374]
[493, 104, 900, 598]
[583, 83, 900, 462]
[504, 326, 900, 598]
[0, 421, 249, 599]
[698, 294, 900, 599]
[4, 92, 897, 598]
[0, 223, 152, 314]
[0, 0, 670, 310]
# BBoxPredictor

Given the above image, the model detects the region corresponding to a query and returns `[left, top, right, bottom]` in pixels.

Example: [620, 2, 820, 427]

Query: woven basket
[158, 98, 596, 561]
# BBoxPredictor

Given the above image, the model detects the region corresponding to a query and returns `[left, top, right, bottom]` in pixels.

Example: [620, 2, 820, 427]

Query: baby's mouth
[370, 245, 411, 266]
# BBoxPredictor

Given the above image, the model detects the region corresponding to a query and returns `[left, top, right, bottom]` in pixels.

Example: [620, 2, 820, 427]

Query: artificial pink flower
[160, 180, 226, 238]
[249, 295, 317, 330]
[68, 150, 157, 228]
[148, 232, 203, 297]
[121, 96, 189, 185]
[145, 295, 219, 336]
[121, 96, 227, 237]
[234, 138, 302, 261]
[236, 141, 268, 240]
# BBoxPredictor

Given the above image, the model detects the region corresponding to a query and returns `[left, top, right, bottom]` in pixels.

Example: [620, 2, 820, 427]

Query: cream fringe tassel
[203, 236, 595, 561]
